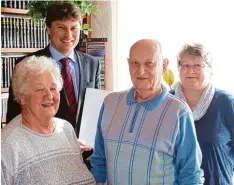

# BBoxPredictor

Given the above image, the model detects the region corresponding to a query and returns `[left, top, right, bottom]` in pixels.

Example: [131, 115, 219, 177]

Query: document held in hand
[79, 88, 111, 148]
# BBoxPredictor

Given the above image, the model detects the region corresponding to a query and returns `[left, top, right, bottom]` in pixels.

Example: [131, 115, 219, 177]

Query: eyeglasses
[179, 63, 205, 71]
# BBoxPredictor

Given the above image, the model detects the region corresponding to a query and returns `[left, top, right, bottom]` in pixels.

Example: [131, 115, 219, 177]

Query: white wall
[116, 0, 234, 95]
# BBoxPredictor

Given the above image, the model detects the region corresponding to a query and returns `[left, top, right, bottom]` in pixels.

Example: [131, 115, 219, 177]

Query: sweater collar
[127, 84, 168, 110]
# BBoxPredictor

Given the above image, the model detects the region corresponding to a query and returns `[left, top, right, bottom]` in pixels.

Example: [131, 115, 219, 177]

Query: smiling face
[20, 70, 60, 120]
[128, 40, 168, 100]
[179, 54, 210, 90]
[47, 19, 80, 56]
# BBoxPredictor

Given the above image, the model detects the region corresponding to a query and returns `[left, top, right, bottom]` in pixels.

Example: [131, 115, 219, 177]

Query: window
[115, 0, 234, 95]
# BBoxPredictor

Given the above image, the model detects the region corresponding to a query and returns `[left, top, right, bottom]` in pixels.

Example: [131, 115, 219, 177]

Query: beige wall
[92, 1, 113, 91]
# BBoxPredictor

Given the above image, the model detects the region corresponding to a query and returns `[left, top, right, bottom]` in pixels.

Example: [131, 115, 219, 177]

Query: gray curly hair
[12, 55, 63, 102]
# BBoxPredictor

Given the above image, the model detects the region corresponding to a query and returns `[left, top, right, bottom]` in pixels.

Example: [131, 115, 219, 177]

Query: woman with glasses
[171, 43, 234, 185]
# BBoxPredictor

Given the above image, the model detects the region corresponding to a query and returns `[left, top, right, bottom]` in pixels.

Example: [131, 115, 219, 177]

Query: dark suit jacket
[6, 45, 100, 137]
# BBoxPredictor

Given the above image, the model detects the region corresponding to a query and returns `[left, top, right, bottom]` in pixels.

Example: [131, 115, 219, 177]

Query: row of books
[1, 0, 30, 9]
[78, 38, 108, 48]
[1, 40, 107, 89]
[82, 38, 107, 43]
[0, 53, 105, 89]
[98, 60, 105, 90]
[86, 42, 106, 90]
[1, 56, 18, 88]
[1, 17, 49, 48]
[1, 93, 9, 127]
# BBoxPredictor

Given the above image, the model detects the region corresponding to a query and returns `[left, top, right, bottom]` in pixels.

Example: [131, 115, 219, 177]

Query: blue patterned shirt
[91, 84, 204, 185]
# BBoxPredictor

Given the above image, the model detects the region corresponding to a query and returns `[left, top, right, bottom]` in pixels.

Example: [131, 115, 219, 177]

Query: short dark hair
[46, 2, 82, 27]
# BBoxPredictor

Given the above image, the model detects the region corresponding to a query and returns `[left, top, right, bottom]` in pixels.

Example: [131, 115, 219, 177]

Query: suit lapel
[75, 50, 86, 123]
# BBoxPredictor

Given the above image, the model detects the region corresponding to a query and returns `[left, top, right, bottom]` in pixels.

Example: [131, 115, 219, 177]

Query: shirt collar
[127, 84, 168, 110]
[49, 44, 76, 63]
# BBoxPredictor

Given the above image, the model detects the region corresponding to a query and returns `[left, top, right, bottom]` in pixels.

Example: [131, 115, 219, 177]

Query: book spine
[26, 19, 30, 48]
[12, 18, 16, 48]
[23, 19, 27, 48]
[9, 58, 13, 86]
[4, 58, 7, 88]
[42, 21, 46, 47]
[1, 59, 4, 88]
[7, 58, 10, 88]
[30, 19, 34, 48]
[3, 18, 7, 48]
[6, 18, 10, 48]
[1, 18, 5, 48]
[19, 18, 24, 48]
[9, 18, 13, 48]
[18, 0, 21, 9]
[12, 57, 16, 71]
[36, 20, 40, 48]
[13, 0, 17, 9]
[33, 20, 37, 48]
[7, 1, 13, 8]
[40, 19, 43, 48]
[1, 1, 6, 7]
[21, 0, 25, 9]
[83, 38, 107, 42]
[16, 18, 20, 48]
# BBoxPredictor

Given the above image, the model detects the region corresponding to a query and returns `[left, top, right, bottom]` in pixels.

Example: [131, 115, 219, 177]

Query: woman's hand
[77, 139, 91, 152]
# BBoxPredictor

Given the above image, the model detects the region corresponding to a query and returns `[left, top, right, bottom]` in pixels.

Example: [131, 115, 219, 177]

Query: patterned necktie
[60, 58, 77, 118]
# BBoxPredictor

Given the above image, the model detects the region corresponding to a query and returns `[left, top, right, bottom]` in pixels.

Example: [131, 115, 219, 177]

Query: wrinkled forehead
[129, 44, 157, 59]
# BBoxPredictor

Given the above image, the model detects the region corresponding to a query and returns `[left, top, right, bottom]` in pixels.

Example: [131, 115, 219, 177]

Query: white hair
[12, 55, 63, 102]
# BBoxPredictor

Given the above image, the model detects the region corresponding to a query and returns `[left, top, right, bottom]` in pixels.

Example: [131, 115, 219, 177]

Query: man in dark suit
[6, 2, 100, 167]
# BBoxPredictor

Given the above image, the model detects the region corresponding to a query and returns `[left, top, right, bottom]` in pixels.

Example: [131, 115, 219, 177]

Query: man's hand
[77, 139, 92, 152]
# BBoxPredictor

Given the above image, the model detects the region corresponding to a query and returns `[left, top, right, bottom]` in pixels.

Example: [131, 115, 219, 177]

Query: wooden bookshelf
[2, 48, 87, 53]
[1, 7, 29, 14]
[1, 88, 9, 93]
[78, 47, 86, 52]
[1, 48, 43, 53]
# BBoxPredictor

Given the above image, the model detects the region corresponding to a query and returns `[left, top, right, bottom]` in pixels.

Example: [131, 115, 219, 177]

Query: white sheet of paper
[79, 88, 112, 148]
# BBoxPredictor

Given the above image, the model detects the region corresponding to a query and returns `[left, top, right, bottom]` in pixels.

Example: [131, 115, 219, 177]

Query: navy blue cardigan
[170, 89, 234, 185]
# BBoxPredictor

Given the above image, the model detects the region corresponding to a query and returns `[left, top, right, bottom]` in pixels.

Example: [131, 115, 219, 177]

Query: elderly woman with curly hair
[1, 56, 95, 185]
